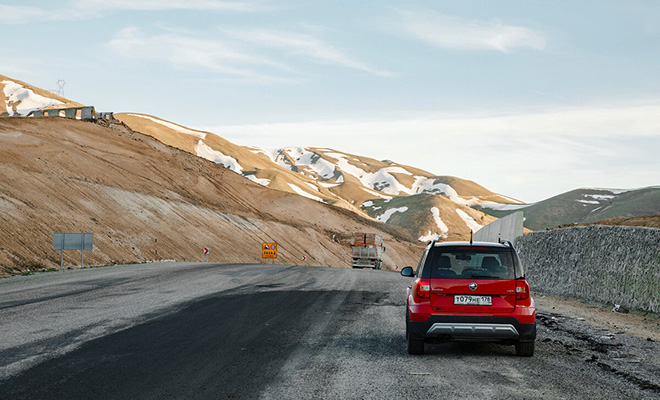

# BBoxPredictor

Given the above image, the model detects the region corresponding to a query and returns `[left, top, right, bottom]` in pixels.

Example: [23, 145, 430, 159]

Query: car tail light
[414, 278, 430, 299]
[515, 280, 530, 300]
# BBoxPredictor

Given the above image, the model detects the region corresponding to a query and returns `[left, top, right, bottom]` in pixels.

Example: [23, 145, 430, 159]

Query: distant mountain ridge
[116, 113, 659, 236]
[478, 187, 660, 230]
[114, 113, 520, 241]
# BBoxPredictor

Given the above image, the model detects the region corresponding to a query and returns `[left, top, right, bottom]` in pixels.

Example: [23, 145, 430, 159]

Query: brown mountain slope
[0, 117, 422, 276]
[114, 113, 364, 214]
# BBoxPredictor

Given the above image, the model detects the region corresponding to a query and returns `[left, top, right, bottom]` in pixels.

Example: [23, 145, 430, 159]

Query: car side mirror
[400, 266, 414, 277]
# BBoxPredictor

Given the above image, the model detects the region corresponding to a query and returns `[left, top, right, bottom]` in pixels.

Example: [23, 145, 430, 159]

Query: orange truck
[351, 232, 385, 269]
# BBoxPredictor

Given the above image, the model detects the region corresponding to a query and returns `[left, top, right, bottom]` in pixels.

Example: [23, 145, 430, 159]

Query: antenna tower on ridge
[55, 79, 66, 97]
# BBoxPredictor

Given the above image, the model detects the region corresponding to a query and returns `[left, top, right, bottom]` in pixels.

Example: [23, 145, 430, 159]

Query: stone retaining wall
[515, 225, 660, 313]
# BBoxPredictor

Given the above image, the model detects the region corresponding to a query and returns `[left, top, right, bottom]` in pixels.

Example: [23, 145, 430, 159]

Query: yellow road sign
[262, 243, 278, 258]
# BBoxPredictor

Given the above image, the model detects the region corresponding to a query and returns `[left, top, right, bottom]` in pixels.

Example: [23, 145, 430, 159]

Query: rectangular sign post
[262, 243, 277, 262]
[54, 233, 93, 269]
[55, 233, 64, 270]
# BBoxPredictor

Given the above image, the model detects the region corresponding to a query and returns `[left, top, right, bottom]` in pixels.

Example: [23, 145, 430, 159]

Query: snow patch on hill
[287, 148, 336, 179]
[456, 209, 482, 232]
[288, 183, 324, 202]
[430, 207, 449, 236]
[244, 174, 270, 185]
[577, 200, 600, 205]
[476, 202, 530, 211]
[411, 177, 458, 198]
[586, 194, 615, 200]
[417, 207, 449, 242]
[376, 207, 408, 223]
[128, 114, 206, 139]
[2, 80, 63, 116]
[325, 152, 414, 195]
[195, 141, 243, 172]
[496, 194, 525, 204]
[361, 187, 393, 199]
[418, 232, 442, 242]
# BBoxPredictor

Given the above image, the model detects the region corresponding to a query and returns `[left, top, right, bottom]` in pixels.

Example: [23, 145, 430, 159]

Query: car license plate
[454, 295, 492, 305]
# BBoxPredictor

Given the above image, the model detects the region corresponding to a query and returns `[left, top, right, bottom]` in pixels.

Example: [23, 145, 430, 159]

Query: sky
[1, 0, 659, 203]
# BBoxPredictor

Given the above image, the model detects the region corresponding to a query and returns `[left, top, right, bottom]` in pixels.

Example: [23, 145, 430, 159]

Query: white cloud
[106, 26, 391, 82]
[105, 27, 291, 83]
[393, 9, 546, 53]
[73, 0, 258, 12]
[0, 5, 87, 23]
[0, 1, 258, 23]
[225, 28, 393, 77]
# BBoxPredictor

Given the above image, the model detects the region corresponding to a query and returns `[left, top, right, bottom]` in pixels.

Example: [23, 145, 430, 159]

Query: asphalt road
[1, 262, 658, 399]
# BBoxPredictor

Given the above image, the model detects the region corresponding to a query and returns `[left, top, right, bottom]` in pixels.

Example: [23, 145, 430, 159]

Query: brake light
[414, 278, 430, 299]
[515, 280, 529, 300]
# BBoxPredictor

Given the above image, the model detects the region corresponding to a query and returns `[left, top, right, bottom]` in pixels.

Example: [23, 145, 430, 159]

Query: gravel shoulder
[534, 292, 660, 341]
[534, 292, 660, 394]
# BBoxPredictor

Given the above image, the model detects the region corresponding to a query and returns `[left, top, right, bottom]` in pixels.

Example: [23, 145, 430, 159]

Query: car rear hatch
[427, 247, 516, 314]
[430, 279, 516, 313]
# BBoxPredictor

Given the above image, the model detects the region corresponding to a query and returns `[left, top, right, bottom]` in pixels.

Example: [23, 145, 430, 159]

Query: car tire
[408, 336, 425, 355]
[515, 341, 534, 357]
[406, 310, 424, 355]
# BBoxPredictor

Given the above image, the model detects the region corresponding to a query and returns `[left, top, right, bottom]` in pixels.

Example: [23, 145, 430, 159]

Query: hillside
[115, 113, 518, 241]
[1, 74, 83, 116]
[478, 187, 660, 230]
[0, 117, 423, 276]
[361, 194, 497, 241]
[555, 215, 660, 230]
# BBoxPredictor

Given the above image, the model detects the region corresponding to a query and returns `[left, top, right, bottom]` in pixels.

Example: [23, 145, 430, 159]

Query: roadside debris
[612, 304, 630, 313]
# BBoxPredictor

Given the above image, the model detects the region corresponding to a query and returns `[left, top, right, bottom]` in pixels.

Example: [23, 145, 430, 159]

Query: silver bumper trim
[426, 323, 520, 339]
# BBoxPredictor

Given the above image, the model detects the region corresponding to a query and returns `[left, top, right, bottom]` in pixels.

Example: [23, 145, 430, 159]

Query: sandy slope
[0, 117, 422, 276]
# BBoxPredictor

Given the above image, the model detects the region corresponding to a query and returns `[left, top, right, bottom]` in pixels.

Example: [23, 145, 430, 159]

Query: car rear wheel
[408, 336, 425, 355]
[406, 311, 424, 355]
[515, 341, 534, 357]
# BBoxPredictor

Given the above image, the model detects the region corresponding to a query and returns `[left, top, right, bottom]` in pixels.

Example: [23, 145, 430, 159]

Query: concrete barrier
[473, 211, 523, 243]
[515, 225, 660, 313]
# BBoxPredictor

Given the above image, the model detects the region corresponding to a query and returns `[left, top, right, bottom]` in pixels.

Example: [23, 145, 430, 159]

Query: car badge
[469, 282, 477, 291]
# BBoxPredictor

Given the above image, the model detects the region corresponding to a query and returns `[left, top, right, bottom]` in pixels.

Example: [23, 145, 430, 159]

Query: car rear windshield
[422, 246, 521, 280]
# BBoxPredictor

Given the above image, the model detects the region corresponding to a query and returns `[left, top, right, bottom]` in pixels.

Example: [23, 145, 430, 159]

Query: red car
[401, 240, 536, 356]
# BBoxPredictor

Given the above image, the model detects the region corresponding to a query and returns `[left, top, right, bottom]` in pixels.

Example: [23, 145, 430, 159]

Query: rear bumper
[409, 315, 536, 343]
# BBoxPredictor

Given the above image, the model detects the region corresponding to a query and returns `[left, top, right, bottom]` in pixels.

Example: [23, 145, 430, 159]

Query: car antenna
[470, 230, 473, 245]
